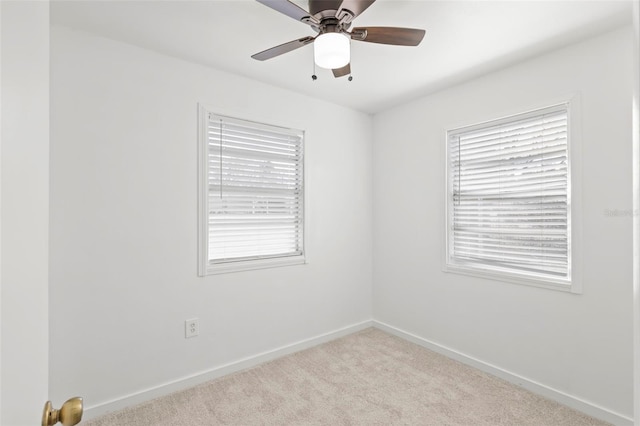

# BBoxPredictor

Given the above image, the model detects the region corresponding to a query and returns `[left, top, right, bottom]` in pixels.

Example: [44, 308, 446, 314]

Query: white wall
[49, 26, 373, 415]
[373, 27, 634, 422]
[0, 1, 50, 425]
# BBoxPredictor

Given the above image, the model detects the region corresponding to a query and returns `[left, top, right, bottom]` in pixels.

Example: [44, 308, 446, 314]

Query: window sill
[443, 263, 580, 294]
[201, 255, 306, 276]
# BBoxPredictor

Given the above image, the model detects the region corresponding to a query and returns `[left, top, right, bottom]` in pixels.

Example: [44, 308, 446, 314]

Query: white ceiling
[51, 0, 633, 114]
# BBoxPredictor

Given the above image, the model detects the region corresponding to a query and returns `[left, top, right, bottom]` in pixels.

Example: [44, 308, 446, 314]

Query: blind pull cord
[219, 118, 223, 199]
[457, 136, 460, 207]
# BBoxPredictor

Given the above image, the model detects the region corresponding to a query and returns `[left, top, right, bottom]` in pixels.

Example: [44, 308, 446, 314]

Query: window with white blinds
[446, 104, 571, 287]
[198, 107, 304, 275]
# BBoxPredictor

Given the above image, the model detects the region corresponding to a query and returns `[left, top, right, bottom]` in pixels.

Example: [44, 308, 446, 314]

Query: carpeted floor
[83, 328, 609, 425]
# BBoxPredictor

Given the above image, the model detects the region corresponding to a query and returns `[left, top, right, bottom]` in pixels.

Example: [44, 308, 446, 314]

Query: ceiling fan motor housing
[318, 18, 344, 35]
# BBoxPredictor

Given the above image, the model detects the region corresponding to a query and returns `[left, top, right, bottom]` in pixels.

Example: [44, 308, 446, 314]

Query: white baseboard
[373, 320, 634, 426]
[84, 320, 373, 420]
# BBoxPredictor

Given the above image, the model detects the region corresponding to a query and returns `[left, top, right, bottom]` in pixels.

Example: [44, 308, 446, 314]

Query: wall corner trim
[372, 320, 633, 426]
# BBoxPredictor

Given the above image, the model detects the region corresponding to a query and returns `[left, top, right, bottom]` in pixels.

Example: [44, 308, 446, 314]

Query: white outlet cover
[185, 318, 199, 338]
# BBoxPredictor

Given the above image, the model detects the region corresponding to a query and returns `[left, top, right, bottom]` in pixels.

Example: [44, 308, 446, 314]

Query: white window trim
[443, 95, 582, 294]
[197, 104, 307, 276]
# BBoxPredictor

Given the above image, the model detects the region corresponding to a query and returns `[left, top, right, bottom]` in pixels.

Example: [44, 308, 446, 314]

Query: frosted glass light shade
[314, 33, 350, 69]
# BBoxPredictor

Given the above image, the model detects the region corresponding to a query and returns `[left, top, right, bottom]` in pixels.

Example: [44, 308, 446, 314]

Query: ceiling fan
[252, 0, 426, 78]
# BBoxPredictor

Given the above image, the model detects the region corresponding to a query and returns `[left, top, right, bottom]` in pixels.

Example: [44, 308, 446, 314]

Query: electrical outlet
[185, 318, 199, 338]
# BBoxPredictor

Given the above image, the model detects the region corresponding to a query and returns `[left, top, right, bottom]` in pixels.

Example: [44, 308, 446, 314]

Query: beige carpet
[83, 328, 609, 425]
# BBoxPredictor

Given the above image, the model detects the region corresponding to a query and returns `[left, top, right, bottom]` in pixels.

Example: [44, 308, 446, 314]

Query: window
[198, 106, 305, 275]
[446, 103, 574, 290]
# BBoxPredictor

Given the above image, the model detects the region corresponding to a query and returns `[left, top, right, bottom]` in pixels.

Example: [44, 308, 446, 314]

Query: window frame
[443, 97, 582, 293]
[197, 104, 306, 276]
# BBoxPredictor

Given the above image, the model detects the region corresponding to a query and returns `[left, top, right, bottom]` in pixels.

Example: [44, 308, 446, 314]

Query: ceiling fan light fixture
[314, 32, 350, 69]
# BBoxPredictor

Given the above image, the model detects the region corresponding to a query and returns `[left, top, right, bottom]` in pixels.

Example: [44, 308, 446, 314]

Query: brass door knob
[42, 397, 83, 426]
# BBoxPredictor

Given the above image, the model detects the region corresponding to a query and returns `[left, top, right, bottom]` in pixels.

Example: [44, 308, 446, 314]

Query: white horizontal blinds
[207, 114, 304, 263]
[449, 105, 569, 279]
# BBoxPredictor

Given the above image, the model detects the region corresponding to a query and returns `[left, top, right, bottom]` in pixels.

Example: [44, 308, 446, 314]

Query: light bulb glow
[314, 33, 350, 69]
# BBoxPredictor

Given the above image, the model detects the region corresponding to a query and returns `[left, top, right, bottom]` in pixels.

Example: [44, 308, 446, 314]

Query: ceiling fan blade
[338, 0, 376, 19]
[332, 63, 351, 78]
[252, 36, 315, 61]
[352, 27, 425, 46]
[255, 0, 314, 23]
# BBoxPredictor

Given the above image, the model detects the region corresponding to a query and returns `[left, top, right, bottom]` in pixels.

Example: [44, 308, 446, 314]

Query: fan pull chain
[348, 40, 353, 81]
[311, 56, 317, 81]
